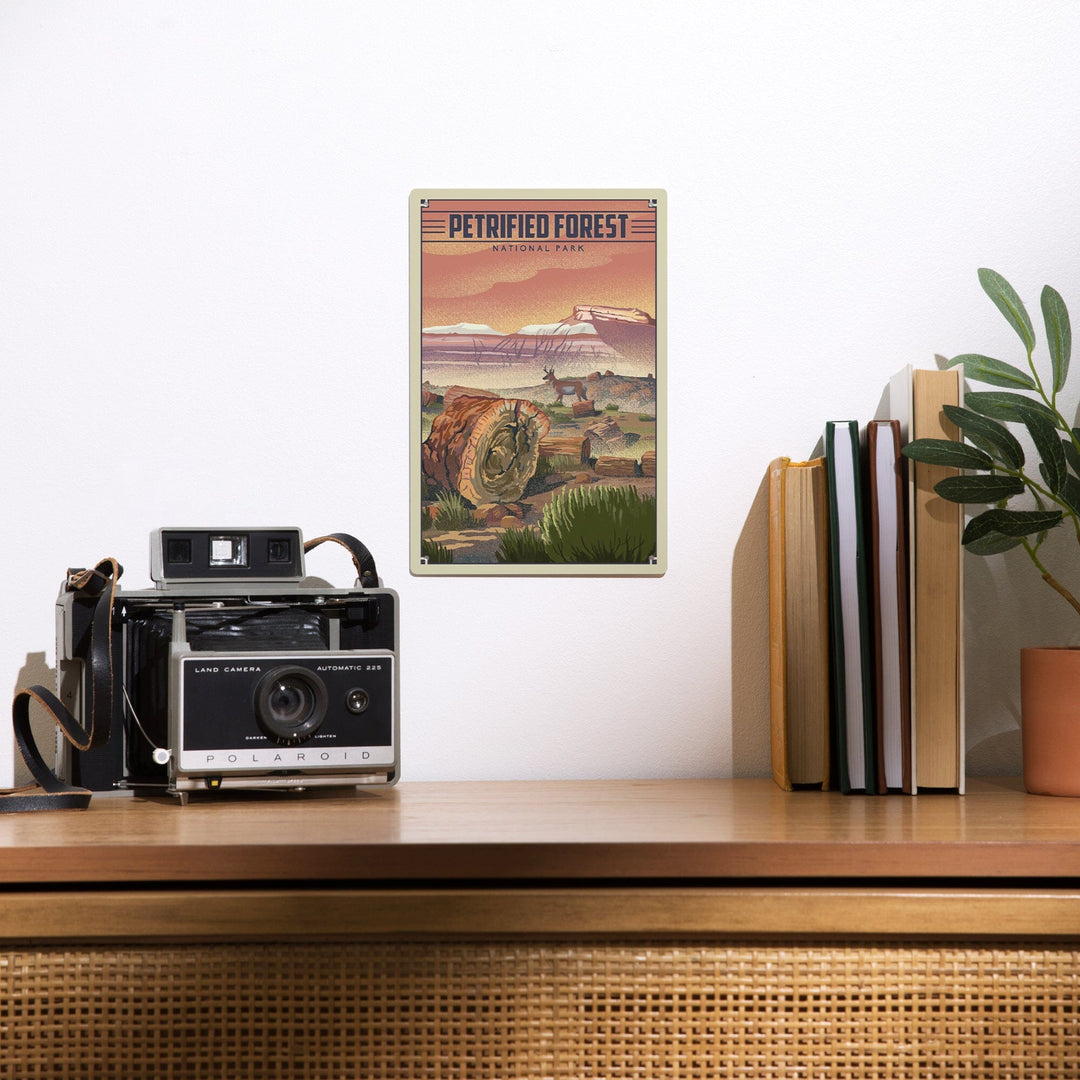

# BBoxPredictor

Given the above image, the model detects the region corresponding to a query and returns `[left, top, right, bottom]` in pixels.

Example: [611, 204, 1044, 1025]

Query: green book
[825, 420, 878, 794]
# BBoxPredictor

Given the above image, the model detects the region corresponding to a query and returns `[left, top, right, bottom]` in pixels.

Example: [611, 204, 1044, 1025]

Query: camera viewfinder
[154, 528, 306, 583]
[167, 538, 193, 565]
[267, 538, 292, 564]
[209, 534, 249, 568]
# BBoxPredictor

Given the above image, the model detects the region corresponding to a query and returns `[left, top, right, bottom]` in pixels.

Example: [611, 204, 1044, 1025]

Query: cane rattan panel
[2, 939, 1078, 1079]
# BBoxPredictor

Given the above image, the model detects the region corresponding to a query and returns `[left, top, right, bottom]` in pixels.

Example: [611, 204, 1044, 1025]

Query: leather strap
[303, 533, 379, 589]
[1, 558, 122, 813]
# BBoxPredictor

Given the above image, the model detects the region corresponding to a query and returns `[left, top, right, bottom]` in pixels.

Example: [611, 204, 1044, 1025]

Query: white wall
[4, 1, 1080, 787]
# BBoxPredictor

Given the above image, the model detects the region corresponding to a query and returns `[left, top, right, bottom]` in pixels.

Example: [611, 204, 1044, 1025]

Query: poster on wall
[410, 189, 666, 576]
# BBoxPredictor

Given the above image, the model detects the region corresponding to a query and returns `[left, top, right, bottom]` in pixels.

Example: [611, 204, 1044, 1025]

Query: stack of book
[768, 365, 965, 794]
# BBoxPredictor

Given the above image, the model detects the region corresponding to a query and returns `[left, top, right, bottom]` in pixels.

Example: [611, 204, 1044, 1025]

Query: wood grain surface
[2, 885, 1078, 941]
[1, 777, 1079, 885]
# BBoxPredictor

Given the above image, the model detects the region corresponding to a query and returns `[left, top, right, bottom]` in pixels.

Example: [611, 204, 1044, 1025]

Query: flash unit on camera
[152, 528, 307, 584]
[209, 534, 248, 568]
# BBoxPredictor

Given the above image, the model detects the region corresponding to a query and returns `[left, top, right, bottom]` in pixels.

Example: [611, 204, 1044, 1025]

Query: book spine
[767, 457, 793, 791]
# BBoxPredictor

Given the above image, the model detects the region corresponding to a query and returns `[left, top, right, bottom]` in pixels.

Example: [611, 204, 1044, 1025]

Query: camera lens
[254, 666, 328, 744]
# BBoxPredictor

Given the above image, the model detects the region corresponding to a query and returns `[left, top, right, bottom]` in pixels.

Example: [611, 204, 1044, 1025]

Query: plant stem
[1028, 346, 1048, 401]
[998, 464, 1080, 545]
[1041, 571, 1080, 618]
[1023, 539, 1080, 616]
[1029, 347, 1080, 459]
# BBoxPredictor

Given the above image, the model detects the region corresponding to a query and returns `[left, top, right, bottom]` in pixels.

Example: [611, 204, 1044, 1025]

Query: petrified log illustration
[422, 395, 551, 506]
[441, 385, 498, 410]
[594, 456, 637, 478]
[538, 435, 591, 463]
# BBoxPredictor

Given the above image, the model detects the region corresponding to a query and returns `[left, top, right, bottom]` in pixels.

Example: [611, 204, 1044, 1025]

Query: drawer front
[3, 939, 1077, 1078]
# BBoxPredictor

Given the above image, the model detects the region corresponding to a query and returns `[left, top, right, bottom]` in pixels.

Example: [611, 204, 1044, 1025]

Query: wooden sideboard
[1, 777, 1078, 1077]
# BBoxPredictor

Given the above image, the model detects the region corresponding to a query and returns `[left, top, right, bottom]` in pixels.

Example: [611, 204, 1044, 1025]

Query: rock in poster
[410, 190, 666, 576]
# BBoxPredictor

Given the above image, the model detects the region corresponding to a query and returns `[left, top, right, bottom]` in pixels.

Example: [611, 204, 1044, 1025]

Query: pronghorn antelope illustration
[542, 366, 587, 405]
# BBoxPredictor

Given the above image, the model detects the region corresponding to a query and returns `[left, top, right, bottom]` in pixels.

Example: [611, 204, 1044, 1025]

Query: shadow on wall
[730, 470, 771, 778]
[12, 652, 56, 787]
[963, 527, 1080, 776]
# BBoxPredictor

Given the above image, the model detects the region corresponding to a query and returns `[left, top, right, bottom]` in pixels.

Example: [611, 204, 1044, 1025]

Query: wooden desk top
[1, 777, 1078, 886]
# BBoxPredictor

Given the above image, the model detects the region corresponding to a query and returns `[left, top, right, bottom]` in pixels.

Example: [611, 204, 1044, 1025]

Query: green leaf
[1064, 436, 1080, 477]
[1061, 474, 1080, 517]
[901, 438, 993, 470]
[964, 390, 1059, 427]
[964, 531, 1026, 556]
[942, 404, 1025, 469]
[1041, 284, 1071, 393]
[1027, 416, 1068, 493]
[979, 268, 1035, 352]
[963, 507, 1063, 543]
[945, 353, 1037, 391]
[934, 474, 1025, 503]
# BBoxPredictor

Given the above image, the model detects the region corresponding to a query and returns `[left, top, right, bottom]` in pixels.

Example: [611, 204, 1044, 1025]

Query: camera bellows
[421, 395, 551, 506]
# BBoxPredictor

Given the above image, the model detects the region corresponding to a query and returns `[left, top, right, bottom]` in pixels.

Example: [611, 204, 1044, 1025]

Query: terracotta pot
[1021, 647, 1080, 796]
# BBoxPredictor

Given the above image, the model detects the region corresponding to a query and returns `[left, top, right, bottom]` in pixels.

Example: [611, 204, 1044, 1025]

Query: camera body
[56, 528, 398, 800]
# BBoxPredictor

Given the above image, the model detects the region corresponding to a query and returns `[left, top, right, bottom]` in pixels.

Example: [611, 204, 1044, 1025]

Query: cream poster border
[409, 188, 667, 577]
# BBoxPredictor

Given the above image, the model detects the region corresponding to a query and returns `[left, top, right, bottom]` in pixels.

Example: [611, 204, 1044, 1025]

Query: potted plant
[902, 268, 1080, 794]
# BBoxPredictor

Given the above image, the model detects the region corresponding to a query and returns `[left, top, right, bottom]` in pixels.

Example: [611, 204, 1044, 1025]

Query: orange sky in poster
[420, 244, 657, 333]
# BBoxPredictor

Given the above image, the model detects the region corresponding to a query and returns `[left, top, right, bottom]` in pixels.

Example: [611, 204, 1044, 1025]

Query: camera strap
[1, 558, 122, 813]
[303, 533, 379, 588]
